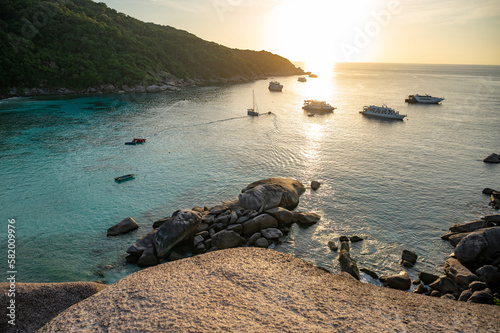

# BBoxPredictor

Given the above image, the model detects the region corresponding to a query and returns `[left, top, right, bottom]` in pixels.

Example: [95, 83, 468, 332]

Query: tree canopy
[0, 0, 302, 91]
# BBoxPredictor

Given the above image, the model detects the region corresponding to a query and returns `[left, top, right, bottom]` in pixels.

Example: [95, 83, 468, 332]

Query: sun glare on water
[268, 0, 373, 72]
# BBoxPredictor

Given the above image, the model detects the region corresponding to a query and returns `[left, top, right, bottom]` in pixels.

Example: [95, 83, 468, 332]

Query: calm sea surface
[1, 63, 499, 284]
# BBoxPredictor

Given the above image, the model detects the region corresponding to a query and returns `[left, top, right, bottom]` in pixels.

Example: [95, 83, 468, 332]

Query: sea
[1, 63, 499, 285]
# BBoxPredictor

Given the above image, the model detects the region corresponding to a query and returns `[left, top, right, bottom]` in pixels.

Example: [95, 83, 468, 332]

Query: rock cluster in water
[124, 178, 322, 267]
[483, 188, 500, 210]
[5, 74, 269, 99]
[328, 215, 500, 306]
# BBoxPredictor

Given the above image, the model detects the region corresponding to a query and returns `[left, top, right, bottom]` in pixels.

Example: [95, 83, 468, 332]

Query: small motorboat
[114, 174, 135, 182]
[133, 138, 146, 143]
[125, 138, 146, 145]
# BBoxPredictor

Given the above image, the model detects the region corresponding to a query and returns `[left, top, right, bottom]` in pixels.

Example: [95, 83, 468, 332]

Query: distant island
[0, 0, 303, 98]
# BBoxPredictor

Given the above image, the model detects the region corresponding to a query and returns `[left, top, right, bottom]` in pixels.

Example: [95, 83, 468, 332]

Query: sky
[99, 0, 500, 66]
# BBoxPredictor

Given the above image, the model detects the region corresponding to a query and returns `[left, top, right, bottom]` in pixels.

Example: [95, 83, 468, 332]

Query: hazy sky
[99, 0, 500, 65]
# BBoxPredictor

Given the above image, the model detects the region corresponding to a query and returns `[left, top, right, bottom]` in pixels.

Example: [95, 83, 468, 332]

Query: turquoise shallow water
[1, 63, 499, 284]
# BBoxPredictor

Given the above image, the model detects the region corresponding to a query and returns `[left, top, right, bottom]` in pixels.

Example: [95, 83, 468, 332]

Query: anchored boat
[268, 80, 283, 92]
[405, 94, 444, 104]
[247, 90, 259, 116]
[302, 100, 335, 113]
[360, 105, 406, 120]
[114, 174, 135, 182]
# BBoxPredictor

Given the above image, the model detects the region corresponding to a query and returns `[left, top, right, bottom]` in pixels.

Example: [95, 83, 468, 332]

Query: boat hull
[406, 95, 444, 104]
[302, 106, 334, 113]
[360, 111, 405, 120]
[115, 174, 135, 182]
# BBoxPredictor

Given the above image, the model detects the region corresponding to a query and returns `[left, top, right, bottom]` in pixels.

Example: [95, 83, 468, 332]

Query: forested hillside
[0, 0, 302, 92]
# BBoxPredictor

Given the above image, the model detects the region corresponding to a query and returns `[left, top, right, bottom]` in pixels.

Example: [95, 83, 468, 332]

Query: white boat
[360, 105, 406, 120]
[302, 100, 335, 113]
[247, 90, 259, 116]
[405, 94, 444, 104]
[268, 80, 283, 92]
[298, 76, 307, 82]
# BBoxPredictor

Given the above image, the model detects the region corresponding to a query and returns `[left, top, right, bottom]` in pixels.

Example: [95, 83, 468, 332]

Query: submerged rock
[483, 153, 500, 163]
[338, 241, 360, 280]
[107, 217, 139, 236]
[400, 250, 418, 267]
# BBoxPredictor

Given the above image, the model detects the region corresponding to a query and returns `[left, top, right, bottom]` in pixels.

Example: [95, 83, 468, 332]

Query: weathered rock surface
[107, 217, 139, 236]
[483, 153, 500, 163]
[0, 282, 107, 333]
[453, 233, 489, 264]
[418, 272, 440, 285]
[39, 248, 500, 333]
[311, 180, 321, 190]
[238, 183, 283, 211]
[338, 241, 360, 280]
[380, 271, 411, 291]
[400, 250, 418, 267]
[293, 211, 321, 225]
[241, 178, 306, 210]
[265, 207, 294, 226]
[212, 230, 241, 250]
[429, 276, 459, 294]
[154, 210, 202, 258]
[241, 214, 278, 236]
[443, 257, 478, 286]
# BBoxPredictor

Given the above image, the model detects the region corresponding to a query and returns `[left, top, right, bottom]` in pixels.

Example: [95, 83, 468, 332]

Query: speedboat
[298, 76, 307, 82]
[405, 94, 444, 104]
[115, 174, 135, 182]
[360, 105, 406, 120]
[268, 80, 283, 92]
[302, 100, 335, 113]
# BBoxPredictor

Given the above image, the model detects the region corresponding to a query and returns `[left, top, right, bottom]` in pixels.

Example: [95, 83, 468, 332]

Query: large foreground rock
[0, 282, 107, 333]
[39, 248, 500, 332]
[154, 209, 202, 258]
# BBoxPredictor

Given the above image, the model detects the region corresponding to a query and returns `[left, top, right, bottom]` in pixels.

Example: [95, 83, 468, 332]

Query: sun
[267, 0, 373, 69]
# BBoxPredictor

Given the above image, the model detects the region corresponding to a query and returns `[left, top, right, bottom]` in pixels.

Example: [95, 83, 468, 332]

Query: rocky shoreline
[109, 177, 500, 307]
[118, 178, 318, 267]
[0, 73, 278, 100]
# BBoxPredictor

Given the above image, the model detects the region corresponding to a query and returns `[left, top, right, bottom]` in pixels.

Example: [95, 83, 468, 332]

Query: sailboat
[247, 90, 259, 116]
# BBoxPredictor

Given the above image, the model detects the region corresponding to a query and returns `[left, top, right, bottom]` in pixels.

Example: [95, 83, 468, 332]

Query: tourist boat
[298, 76, 307, 82]
[405, 94, 444, 104]
[268, 80, 283, 92]
[247, 90, 259, 116]
[114, 174, 135, 182]
[302, 100, 335, 113]
[360, 105, 406, 120]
